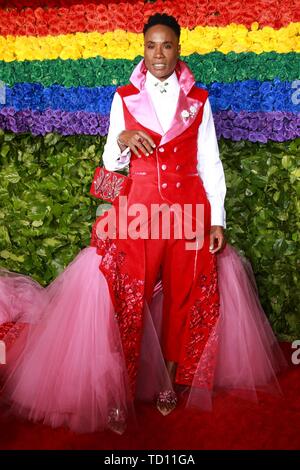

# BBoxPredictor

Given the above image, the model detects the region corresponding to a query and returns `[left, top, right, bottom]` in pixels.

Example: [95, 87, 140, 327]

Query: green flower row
[0, 130, 299, 338]
[0, 52, 299, 87]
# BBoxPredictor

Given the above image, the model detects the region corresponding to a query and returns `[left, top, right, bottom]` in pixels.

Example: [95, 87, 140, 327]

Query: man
[91, 13, 226, 413]
[0, 14, 284, 436]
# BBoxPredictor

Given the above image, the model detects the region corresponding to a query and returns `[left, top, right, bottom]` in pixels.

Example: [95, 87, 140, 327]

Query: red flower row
[0, 1, 128, 8]
[0, 0, 298, 37]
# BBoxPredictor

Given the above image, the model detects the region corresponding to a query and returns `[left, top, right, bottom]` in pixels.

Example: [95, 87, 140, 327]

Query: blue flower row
[0, 79, 299, 114]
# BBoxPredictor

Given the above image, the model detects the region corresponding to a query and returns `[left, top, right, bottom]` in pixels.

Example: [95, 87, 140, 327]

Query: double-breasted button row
[158, 146, 178, 154]
[160, 164, 180, 171]
[158, 145, 181, 190]
[161, 182, 182, 189]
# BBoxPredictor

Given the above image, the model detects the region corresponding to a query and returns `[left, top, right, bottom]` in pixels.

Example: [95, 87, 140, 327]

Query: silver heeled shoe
[156, 390, 178, 416]
[107, 408, 127, 435]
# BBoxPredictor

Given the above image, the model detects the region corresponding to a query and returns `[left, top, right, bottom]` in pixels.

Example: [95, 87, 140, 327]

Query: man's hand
[209, 225, 226, 254]
[118, 130, 156, 157]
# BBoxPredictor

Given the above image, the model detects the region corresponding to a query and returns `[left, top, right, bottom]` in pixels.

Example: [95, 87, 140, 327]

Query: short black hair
[143, 13, 181, 39]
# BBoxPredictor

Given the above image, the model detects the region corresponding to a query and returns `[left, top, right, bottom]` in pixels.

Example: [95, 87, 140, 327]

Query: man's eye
[147, 45, 154, 49]
[164, 45, 172, 49]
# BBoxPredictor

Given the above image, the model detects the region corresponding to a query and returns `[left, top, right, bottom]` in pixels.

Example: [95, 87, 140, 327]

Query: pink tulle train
[0, 244, 287, 433]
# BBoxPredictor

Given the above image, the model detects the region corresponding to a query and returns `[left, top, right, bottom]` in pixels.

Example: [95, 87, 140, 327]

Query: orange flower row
[0, 0, 298, 37]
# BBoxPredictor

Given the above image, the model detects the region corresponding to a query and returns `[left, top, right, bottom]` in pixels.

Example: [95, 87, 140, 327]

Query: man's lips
[152, 64, 167, 69]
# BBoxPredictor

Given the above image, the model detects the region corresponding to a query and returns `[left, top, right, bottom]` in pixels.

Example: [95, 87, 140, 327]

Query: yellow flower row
[0, 23, 299, 62]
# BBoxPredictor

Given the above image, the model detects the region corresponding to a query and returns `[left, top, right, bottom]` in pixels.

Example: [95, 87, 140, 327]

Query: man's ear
[178, 43, 181, 56]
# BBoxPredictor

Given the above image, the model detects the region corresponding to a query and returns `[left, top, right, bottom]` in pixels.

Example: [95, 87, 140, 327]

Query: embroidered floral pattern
[176, 254, 220, 387]
[0, 322, 27, 349]
[99, 238, 145, 391]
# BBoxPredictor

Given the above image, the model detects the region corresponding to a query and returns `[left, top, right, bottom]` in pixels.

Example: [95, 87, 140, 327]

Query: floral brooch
[181, 103, 202, 121]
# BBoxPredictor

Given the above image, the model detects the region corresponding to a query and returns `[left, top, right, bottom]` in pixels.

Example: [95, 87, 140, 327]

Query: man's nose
[154, 46, 164, 57]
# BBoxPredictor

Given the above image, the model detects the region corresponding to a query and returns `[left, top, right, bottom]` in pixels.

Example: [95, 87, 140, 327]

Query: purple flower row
[0, 108, 109, 136]
[214, 111, 300, 143]
[0, 107, 299, 142]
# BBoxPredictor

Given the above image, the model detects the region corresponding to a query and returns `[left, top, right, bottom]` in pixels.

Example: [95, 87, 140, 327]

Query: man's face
[144, 24, 180, 82]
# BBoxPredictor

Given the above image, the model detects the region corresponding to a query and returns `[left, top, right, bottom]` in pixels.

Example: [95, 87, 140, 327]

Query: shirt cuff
[210, 205, 226, 228]
[115, 147, 131, 169]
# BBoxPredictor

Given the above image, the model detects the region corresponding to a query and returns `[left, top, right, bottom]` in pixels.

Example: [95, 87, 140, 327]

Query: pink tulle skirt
[0, 244, 287, 433]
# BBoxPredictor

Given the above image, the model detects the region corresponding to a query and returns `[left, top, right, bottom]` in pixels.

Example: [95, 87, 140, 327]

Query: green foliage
[0, 131, 299, 337]
[0, 131, 102, 284]
[221, 138, 300, 339]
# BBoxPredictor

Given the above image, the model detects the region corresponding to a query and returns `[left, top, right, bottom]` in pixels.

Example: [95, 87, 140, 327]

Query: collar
[145, 70, 179, 94]
[129, 59, 195, 96]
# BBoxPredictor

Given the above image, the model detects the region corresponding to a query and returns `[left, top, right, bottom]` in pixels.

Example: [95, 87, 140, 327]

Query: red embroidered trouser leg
[144, 222, 213, 364]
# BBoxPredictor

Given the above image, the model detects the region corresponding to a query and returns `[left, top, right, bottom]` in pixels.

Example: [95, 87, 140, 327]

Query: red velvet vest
[117, 84, 211, 215]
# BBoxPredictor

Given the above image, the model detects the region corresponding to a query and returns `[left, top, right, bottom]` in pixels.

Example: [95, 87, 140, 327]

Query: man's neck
[147, 70, 176, 83]
[156, 74, 174, 82]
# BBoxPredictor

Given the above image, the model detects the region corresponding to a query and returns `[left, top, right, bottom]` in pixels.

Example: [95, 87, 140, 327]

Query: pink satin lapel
[175, 59, 195, 96]
[127, 58, 203, 143]
[123, 90, 164, 136]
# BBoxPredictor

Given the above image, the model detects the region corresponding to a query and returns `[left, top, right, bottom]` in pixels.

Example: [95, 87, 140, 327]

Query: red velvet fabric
[90, 84, 219, 392]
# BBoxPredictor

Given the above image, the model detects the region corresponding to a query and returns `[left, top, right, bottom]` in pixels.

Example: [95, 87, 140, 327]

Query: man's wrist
[117, 132, 127, 151]
[117, 137, 126, 148]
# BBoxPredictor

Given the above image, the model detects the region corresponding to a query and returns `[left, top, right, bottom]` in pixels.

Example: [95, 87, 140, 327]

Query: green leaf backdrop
[0, 130, 299, 338]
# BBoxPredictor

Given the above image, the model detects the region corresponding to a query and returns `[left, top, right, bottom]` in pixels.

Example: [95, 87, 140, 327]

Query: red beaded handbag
[90, 166, 132, 203]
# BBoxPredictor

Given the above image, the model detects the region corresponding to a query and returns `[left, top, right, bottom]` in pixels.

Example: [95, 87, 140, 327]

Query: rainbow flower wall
[0, 0, 299, 337]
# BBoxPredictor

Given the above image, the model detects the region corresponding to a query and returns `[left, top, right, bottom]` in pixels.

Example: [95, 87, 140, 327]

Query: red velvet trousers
[143, 211, 212, 363]
[91, 172, 220, 387]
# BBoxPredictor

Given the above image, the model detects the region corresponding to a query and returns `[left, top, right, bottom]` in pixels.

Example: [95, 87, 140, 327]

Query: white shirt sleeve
[102, 91, 131, 171]
[197, 98, 226, 228]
